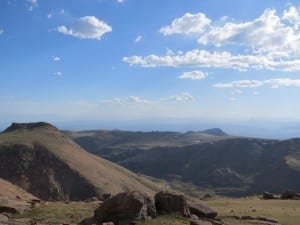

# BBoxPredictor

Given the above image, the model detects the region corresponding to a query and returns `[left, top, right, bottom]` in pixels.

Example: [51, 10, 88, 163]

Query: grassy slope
[12, 202, 96, 225]
[0, 124, 159, 196]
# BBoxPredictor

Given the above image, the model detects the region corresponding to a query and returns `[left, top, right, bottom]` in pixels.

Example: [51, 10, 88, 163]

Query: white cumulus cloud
[53, 72, 62, 76]
[124, 5, 300, 72]
[283, 6, 300, 29]
[52, 56, 61, 61]
[214, 78, 300, 88]
[160, 12, 211, 35]
[162, 92, 196, 103]
[198, 8, 300, 56]
[27, 0, 37, 11]
[57, 16, 112, 40]
[178, 71, 208, 80]
[135, 35, 142, 43]
[102, 96, 152, 105]
[123, 47, 300, 72]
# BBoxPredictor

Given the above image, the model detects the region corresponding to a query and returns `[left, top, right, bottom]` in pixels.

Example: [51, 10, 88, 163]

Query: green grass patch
[12, 202, 96, 225]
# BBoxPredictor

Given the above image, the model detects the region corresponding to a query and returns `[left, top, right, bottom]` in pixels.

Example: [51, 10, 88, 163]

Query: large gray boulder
[94, 191, 156, 225]
[280, 190, 300, 200]
[155, 191, 190, 217]
[187, 199, 217, 219]
[262, 192, 277, 200]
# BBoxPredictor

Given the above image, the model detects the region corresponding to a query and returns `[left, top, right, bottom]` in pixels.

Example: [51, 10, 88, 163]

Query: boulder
[190, 219, 213, 225]
[262, 192, 276, 200]
[0, 196, 34, 214]
[0, 206, 18, 214]
[0, 214, 8, 222]
[155, 191, 190, 217]
[280, 190, 300, 199]
[94, 191, 156, 225]
[187, 199, 217, 219]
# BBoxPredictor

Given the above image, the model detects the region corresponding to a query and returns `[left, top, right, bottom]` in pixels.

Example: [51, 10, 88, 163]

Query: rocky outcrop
[0, 214, 8, 222]
[155, 191, 190, 217]
[3, 122, 55, 132]
[0, 178, 41, 216]
[280, 190, 300, 199]
[262, 192, 277, 200]
[187, 199, 217, 219]
[88, 191, 219, 225]
[211, 168, 244, 187]
[226, 215, 280, 224]
[94, 191, 156, 225]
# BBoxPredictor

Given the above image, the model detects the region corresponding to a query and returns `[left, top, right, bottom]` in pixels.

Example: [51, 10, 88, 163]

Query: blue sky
[1, 0, 300, 134]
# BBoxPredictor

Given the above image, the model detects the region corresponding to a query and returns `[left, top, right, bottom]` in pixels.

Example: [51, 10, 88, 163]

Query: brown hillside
[0, 122, 159, 201]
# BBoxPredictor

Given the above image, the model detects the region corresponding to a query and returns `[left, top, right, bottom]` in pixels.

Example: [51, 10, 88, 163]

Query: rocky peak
[202, 128, 227, 136]
[3, 122, 57, 133]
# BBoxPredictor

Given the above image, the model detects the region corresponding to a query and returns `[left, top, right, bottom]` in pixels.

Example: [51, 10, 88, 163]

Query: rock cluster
[262, 190, 300, 200]
[94, 191, 156, 225]
[280, 190, 300, 200]
[88, 191, 218, 225]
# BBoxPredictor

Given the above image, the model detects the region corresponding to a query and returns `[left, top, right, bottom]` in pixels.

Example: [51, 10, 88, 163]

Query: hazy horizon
[1, 118, 300, 140]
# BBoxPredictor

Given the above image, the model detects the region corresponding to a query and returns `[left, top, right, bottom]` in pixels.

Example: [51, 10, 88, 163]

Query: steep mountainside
[0, 122, 159, 201]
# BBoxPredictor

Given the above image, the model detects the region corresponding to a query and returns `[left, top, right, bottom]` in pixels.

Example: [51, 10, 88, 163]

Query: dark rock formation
[211, 168, 244, 187]
[3, 122, 55, 132]
[155, 191, 190, 217]
[280, 190, 300, 199]
[94, 191, 156, 225]
[0, 214, 8, 222]
[190, 219, 213, 225]
[187, 199, 217, 219]
[262, 192, 277, 200]
[201, 128, 227, 136]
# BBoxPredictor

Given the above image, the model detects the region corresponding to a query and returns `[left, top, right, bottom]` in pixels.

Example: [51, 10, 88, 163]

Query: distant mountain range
[67, 128, 300, 196]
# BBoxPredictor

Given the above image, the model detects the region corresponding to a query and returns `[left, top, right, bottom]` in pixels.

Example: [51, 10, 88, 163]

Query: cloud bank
[124, 6, 300, 72]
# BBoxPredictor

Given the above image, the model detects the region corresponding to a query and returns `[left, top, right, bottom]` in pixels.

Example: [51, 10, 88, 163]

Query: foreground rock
[280, 190, 300, 200]
[155, 191, 190, 217]
[0, 195, 41, 219]
[187, 199, 217, 219]
[224, 215, 280, 224]
[94, 191, 156, 225]
[262, 192, 277, 200]
[0, 214, 8, 222]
